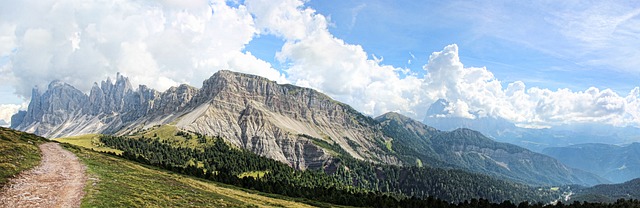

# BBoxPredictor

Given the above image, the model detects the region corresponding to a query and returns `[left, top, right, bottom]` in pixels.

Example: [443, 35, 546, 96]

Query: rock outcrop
[12, 73, 198, 138]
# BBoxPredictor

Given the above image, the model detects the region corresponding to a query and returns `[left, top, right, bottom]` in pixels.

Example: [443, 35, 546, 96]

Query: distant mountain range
[11, 70, 605, 186]
[423, 99, 640, 152]
[571, 178, 640, 203]
[543, 143, 640, 183]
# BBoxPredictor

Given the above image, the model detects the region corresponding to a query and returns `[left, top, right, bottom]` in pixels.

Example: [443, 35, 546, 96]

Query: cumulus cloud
[0, 0, 283, 98]
[420, 44, 640, 127]
[247, 0, 426, 117]
[0, 104, 23, 126]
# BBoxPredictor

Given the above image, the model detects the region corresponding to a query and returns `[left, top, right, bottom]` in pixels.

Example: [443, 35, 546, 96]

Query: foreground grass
[0, 127, 47, 186]
[54, 134, 122, 154]
[64, 144, 318, 208]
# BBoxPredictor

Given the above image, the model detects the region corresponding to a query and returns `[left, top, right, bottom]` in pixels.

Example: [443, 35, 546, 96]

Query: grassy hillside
[62, 144, 334, 207]
[0, 127, 48, 186]
[54, 134, 122, 154]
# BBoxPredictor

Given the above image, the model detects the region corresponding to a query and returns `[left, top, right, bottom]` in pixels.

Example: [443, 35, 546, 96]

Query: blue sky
[305, 0, 640, 92]
[1, 0, 640, 127]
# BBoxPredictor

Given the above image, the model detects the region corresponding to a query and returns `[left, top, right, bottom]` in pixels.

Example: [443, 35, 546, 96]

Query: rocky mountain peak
[425, 98, 449, 118]
[47, 80, 66, 89]
[176, 70, 397, 167]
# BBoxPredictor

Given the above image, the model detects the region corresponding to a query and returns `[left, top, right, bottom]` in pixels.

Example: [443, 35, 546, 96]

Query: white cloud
[244, 0, 640, 127]
[0, 23, 16, 57]
[419, 44, 640, 127]
[247, 0, 427, 118]
[0, 103, 24, 126]
[0, 0, 282, 98]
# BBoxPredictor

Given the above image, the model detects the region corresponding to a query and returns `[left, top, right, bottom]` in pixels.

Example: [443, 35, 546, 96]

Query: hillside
[543, 143, 640, 183]
[571, 178, 640, 203]
[57, 129, 564, 204]
[376, 112, 607, 186]
[61, 143, 332, 207]
[0, 127, 47, 186]
[0, 126, 331, 207]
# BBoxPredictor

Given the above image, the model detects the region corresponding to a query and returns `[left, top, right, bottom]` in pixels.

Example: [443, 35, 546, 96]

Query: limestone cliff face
[11, 73, 195, 138]
[12, 70, 399, 169]
[176, 71, 398, 168]
[15, 81, 88, 136]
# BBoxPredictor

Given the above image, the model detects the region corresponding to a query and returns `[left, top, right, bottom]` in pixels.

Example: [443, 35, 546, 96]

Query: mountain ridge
[11, 70, 603, 186]
[543, 143, 640, 183]
[376, 112, 607, 186]
[12, 70, 399, 170]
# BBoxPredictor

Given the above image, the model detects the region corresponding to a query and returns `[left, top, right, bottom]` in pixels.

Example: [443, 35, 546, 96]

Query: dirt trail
[0, 142, 87, 208]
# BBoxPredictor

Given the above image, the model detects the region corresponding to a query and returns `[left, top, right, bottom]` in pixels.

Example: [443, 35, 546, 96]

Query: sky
[1, 0, 640, 128]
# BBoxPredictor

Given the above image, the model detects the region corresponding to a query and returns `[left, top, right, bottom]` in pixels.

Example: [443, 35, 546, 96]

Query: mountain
[543, 143, 640, 183]
[377, 112, 606, 186]
[423, 99, 640, 152]
[12, 70, 397, 170]
[571, 178, 640, 203]
[0, 119, 8, 127]
[12, 70, 602, 186]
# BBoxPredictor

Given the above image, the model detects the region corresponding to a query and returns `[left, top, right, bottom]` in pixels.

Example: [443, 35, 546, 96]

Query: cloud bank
[1, 0, 639, 128]
[0, 0, 285, 98]
[0, 104, 21, 126]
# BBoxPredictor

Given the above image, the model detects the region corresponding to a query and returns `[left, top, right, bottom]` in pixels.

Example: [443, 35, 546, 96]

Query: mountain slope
[12, 70, 397, 170]
[172, 71, 398, 169]
[543, 143, 640, 183]
[58, 131, 561, 204]
[62, 144, 323, 207]
[377, 112, 607, 186]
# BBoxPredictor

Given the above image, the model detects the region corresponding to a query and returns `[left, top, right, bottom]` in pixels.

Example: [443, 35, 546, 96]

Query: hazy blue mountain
[543, 143, 640, 183]
[423, 99, 640, 152]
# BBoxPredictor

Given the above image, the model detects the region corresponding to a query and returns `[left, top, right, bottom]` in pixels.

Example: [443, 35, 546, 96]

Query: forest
[98, 132, 640, 208]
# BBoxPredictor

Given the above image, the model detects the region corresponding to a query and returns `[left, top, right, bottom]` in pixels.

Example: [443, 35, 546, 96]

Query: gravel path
[0, 142, 87, 208]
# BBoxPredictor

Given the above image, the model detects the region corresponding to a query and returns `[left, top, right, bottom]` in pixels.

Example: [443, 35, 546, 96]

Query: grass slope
[54, 134, 122, 154]
[0, 127, 47, 186]
[63, 144, 331, 208]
